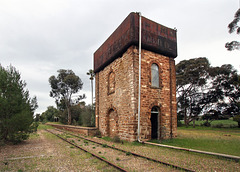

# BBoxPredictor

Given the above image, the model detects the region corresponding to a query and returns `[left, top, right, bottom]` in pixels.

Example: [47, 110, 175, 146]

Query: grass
[37, 123, 54, 130]
[150, 125, 240, 156]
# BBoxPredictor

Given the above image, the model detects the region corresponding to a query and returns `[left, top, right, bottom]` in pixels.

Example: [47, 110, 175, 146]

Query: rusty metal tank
[94, 12, 177, 73]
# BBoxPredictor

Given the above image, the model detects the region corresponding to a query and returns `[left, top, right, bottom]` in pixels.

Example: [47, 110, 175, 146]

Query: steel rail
[53, 128, 195, 172]
[45, 129, 128, 172]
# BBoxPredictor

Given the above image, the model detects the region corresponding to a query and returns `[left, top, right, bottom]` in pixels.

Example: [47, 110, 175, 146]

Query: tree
[208, 65, 239, 118]
[0, 65, 38, 143]
[176, 57, 211, 126]
[41, 106, 59, 122]
[225, 8, 240, 51]
[176, 58, 240, 126]
[86, 69, 95, 126]
[34, 113, 40, 122]
[49, 69, 85, 125]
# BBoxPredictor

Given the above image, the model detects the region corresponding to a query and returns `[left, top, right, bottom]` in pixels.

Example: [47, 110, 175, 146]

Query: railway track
[45, 128, 195, 172]
[45, 129, 127, 172]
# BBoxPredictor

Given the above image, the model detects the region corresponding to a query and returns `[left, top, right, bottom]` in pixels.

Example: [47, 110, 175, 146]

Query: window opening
[151, 106, 159, 139]
[151, 63, 159, 87]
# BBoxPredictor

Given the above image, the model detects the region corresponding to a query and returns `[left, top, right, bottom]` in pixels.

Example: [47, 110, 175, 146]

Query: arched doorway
[107, 109, 118, 137]
[151, 106, 159, 139]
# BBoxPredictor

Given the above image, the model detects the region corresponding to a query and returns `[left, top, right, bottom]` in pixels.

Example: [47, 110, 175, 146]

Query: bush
[233, 115, 240, 128]
[113, 136, 121, 143]
[211, 123, 223, 128]
[202, 121, 211, 127]
[94, 130, 101, 138]
[30, 122, 39, 132]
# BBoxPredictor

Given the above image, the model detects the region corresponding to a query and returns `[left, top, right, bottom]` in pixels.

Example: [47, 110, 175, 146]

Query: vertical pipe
[137, 12, 142, 141]
[169, 58, 173, 138]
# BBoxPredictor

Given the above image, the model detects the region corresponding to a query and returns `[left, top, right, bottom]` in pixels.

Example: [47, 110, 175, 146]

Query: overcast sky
[0, 0, 239, 114]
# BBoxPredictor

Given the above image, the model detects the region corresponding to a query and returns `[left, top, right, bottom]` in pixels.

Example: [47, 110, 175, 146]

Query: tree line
[36, 103, 94, 127]
[37, 69, 95, 127]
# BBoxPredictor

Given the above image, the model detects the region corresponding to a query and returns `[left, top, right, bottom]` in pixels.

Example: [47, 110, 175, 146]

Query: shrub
[126, 152, 132, 156]
[113, 136, 121, 143]
[102, 144, 108, 148]
[212, 123, 223, 128]
[233, 115, 240, 128]
[94, 130, 101, 138]
[30, 122, 39, 133]
[202, 121, 211, 127]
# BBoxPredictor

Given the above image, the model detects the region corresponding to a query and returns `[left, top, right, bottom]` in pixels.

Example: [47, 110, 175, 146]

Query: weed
[70, 146, 75, 148]
[126, 152, 132, 156]
[93, 147, 96, 149]
[71, 140, 75, 143]
[102, 144, 108, 148]
[102, 137, 111, 141]
[98, 151, 102, 154]
[116, 157, 120, 161]
[100, 156, 106, 160]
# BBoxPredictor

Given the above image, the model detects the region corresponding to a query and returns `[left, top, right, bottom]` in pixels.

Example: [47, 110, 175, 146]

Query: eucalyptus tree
[49, 69, 85, 125]
[176, 57, 211, 126]
[176, 57, 240, 126]
[225, 8, 240, 51]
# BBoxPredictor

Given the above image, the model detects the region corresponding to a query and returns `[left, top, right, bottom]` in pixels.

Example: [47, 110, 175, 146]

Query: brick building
[94, 12, 177, 141]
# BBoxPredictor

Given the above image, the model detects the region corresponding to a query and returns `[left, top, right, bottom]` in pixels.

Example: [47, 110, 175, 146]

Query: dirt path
[0, 130, 116, 171]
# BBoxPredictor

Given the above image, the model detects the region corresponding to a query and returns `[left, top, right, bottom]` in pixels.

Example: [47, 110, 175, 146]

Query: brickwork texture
[95, 45, 177, 141]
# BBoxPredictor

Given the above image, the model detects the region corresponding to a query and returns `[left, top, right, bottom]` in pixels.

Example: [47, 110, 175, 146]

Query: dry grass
[0, 129, 116, 171]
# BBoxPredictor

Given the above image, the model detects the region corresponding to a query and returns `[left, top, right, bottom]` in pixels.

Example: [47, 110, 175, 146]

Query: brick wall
[95, 45, 177, 141]
[47, 124, 97, 136]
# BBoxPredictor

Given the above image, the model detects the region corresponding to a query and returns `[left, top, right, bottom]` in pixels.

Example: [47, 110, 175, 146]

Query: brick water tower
[94, 12, 177, 141]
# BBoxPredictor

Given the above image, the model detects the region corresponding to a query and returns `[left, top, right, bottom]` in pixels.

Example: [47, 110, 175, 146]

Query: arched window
[108, 71, 115, 94]
[151, 63, 159, 87]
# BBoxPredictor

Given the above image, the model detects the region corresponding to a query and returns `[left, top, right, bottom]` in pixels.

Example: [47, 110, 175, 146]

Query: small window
[108, 71, 115, 94]
[151, 63, 159, 87]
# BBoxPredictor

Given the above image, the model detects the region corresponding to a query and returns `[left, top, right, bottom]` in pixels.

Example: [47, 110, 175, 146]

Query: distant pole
[87, 69, 95, 126]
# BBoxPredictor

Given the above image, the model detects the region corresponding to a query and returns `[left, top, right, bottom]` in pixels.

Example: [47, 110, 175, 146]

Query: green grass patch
[101, 136, 112, 141]
[151, 127, 240, 156]
[37, 124, 53, 130]
[29, 133, 40, 139]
